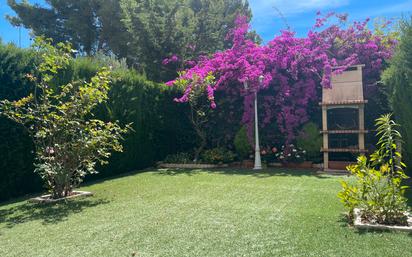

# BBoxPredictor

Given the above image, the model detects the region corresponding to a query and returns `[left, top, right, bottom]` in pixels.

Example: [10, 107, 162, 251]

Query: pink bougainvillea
[167, 13, 396, 143]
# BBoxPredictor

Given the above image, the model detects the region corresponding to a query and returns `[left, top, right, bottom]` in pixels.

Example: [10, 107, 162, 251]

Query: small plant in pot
[0, 38, 130, 202]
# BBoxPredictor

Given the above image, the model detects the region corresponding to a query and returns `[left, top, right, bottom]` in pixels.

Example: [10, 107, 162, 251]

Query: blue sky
[1, 0, 412, 47]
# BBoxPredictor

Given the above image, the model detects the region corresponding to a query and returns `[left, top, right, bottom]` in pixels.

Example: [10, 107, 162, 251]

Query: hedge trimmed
[0, 44, 195, 201]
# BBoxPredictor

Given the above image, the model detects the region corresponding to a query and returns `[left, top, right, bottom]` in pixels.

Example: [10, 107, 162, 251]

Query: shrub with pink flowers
[167, 13, 396, 145]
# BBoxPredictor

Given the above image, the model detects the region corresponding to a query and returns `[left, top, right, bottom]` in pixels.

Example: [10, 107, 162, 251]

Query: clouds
[249, 0, 350, 17]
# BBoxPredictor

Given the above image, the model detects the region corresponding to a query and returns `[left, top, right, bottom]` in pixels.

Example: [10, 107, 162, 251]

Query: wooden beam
[322, 106, 329, 170]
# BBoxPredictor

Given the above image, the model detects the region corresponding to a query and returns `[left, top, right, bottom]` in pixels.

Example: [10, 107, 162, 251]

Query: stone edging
[29, 191, 93, 204]
[353, 208, 412, 232]
[158, 163, 229, 169]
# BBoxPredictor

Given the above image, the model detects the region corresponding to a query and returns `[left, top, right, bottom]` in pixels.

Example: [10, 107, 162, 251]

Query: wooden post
[358, 105, 365, 152]
[322, 106, 329, 170]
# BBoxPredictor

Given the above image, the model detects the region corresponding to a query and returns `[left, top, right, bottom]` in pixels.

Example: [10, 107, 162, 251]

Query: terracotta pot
[283, 161, 313, 169]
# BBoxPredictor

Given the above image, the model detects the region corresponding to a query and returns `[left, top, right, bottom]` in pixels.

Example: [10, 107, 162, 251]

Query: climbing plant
[167, 13, 396, 144]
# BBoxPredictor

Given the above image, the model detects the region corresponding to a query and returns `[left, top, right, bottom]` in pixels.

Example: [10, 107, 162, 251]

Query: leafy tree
[173, 72, 216, 161]
[7, 0, 129, 56]
[382, 17, 412, 171]
[120, 0, 251, 81]
[8, 0, 252, 81]
[0, 38, 130, 199]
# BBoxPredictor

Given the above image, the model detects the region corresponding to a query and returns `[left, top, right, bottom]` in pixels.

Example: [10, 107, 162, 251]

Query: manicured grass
[1, 168, 411, 257]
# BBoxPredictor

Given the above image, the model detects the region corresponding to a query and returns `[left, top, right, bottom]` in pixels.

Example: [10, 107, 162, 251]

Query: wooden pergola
[320, 65, 367, 171]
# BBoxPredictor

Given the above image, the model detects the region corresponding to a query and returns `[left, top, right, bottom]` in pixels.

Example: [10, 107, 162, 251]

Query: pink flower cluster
[162, 54, 180, 65]
[167, 13, 396, 143]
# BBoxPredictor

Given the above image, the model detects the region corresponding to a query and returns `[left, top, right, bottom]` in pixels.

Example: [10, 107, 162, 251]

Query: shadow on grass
[354, 226, 412, 237]
[337, 213, 353, 228]
[155, 167, 336, 179]
[0, 197, 109, 229]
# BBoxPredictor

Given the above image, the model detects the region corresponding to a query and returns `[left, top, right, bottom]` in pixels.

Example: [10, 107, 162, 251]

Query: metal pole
[253, 78, 263, 170]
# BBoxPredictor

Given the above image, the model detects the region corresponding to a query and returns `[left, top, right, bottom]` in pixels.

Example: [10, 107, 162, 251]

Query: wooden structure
[320, 65, 367, 171]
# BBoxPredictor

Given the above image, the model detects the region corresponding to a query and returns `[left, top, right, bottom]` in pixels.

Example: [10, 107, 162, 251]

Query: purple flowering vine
[167, 13, 396, 143]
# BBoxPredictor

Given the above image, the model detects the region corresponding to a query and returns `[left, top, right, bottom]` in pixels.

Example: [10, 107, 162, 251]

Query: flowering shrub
[275, 145, 306, 163]
[0, 38, 130, 199]
[167, 13, 396, 144]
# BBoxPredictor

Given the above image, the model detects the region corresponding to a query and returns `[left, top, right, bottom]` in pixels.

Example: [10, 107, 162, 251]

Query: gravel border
[29, 191, 93, 204]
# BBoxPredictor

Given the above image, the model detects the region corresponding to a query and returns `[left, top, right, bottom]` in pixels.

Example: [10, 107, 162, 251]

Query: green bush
[164, 152, 193, 164]
[234, 126, 251, 160]
[201, 147, 235, 164]
[338, 114, 409, 225]
[296, 122, 322, 163]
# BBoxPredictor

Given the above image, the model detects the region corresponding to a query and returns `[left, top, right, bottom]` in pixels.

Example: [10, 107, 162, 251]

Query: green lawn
[1, 168, 411, 257]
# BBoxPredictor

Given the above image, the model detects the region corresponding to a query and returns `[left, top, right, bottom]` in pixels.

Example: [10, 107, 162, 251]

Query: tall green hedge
[0, 43, 42, 201]
[0, 44, 195, 201]
[382, 17, 412, 172]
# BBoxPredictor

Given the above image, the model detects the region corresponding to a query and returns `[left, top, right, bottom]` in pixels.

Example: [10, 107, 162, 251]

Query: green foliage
[0, 38, 130, 199]
[101, 69, 196, 174]
[382, 17, 412, 172]
[0, 42, 196, 201]
[164, 152, 193, 164]
[7, 0, 129, 56]
[201, 147, 235, 164]
[8, 0, 251, 81]
[338, 114, 409, 225]
[296, 122, 322, 163]
[234, 126, 251, 160]
[120, 0, 251, 80]
[174, 72, 216, 161]
[0, 42, 41, 201]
